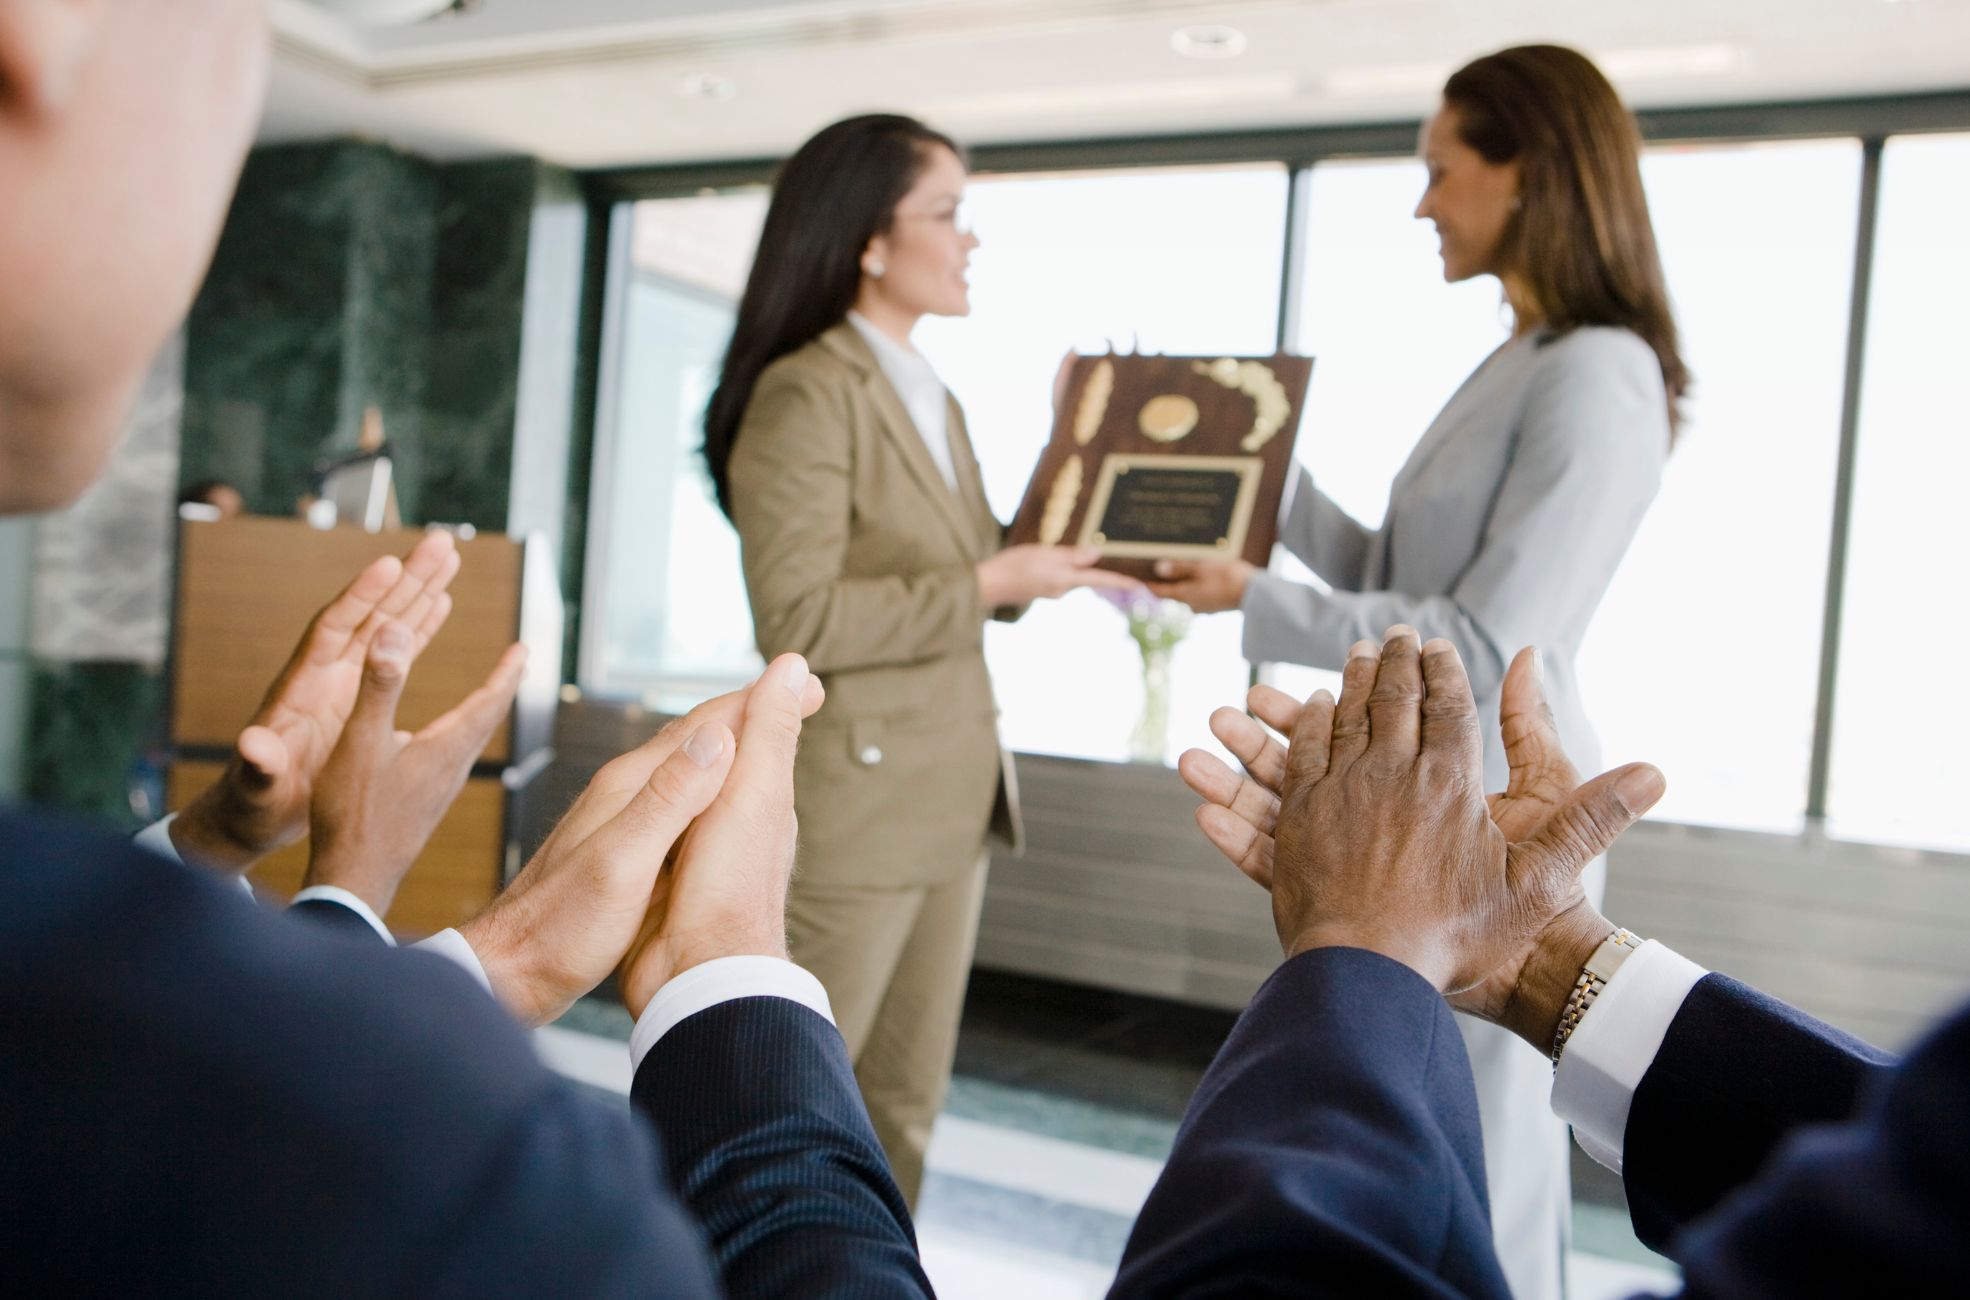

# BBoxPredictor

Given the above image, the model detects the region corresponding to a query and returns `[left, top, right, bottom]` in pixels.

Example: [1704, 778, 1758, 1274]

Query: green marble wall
[25, 663, 166, 828]
[179, 142, 583, 534]
[421, 158, 536, 527]
[26, 140, 591, 823]
[0, 519, 33, 801]
[181, 143, 355, 514]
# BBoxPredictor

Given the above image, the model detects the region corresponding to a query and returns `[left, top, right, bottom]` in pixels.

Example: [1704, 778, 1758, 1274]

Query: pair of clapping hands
[168, 531, 818, 1024]
[1182, 626, 1668, 1049]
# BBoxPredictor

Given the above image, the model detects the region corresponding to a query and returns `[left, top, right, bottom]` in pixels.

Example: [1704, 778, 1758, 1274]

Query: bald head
[0, 0, 267, 513]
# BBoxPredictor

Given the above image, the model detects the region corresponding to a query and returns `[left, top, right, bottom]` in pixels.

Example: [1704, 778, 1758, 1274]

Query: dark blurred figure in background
[179, 477, 246, 520]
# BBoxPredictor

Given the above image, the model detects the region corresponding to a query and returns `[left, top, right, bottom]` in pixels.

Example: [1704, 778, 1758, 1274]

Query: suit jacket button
[859, 744, 884, 765]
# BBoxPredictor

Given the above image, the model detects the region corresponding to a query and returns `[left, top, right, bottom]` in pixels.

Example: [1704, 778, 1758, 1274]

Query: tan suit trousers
[786, 852, 989, 1207]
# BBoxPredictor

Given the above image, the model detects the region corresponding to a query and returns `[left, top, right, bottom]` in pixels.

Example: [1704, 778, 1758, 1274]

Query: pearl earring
[867, 259, 886, 279]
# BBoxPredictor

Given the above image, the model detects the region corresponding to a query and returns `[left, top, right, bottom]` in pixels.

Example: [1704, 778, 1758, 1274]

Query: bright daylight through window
[583, 130, 1962, 855]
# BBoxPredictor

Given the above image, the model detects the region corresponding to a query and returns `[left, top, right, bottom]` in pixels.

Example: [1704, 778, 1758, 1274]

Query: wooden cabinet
[167, 517, 560, 937]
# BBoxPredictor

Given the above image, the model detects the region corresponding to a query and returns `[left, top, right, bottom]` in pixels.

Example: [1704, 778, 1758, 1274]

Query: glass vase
[1130, 641, 1174, 764]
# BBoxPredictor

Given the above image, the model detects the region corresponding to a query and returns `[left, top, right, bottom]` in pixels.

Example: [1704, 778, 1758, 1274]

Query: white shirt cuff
[629, 956, 835, 1073]
[134, 814, 182, 863]
[290, 886, 394, 945]
[413, 928, 494, 995]
[1552, 939, 1709, 1174]
[135, 814, 255, 897]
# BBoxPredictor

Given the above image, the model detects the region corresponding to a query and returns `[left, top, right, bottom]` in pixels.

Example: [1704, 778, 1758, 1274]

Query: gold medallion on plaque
[1137, 394, 1199, 444]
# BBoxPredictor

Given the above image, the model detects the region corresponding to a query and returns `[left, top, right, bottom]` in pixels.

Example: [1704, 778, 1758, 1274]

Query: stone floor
[547, 968, 1679, 1298]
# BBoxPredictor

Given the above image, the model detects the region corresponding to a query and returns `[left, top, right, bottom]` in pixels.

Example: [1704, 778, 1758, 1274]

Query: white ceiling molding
[258, 0, 1970, 168]
[302, 0, 459, 27]
[277, 0, 1340, 86]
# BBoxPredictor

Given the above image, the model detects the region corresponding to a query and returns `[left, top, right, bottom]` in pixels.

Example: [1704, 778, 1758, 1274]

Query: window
[1267, 157, 1510, 707]
[1268, 143, 1862, 836]
[581, 193, 768, 701]
[1579, 139, 1861, 832]
[586, 168, 1291, 767]
[1827, 133, 1970, 853]
[916, 164, 1289, 764]
[579, 120, 1970, 856]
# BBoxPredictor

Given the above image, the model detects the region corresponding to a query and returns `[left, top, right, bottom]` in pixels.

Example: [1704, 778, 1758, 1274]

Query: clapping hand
[459, 656, 824, 1027]
[170, 531, 462, 873]
[301, 621, 527, 919]
[617, 653, 814, 1017]
[1180, 629, 1664, 1020]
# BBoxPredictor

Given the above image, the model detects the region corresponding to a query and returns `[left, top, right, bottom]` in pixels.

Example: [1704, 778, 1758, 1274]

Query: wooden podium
[166, 517, 561, 937]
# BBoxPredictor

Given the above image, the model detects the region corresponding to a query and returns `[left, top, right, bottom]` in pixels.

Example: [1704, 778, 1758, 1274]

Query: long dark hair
[1443, 45, 1690, 436]
[703, 113, 963, 516]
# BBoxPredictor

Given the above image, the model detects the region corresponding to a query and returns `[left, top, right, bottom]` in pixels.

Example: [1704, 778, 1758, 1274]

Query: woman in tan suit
[703, 114, 1136, 1203]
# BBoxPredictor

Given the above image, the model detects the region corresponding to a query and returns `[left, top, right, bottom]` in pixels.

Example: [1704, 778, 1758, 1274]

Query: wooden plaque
[1006, 353, 1313, 578]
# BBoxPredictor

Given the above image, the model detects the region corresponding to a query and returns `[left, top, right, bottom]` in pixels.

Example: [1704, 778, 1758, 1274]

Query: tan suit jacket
[728, 321, 1021, 888]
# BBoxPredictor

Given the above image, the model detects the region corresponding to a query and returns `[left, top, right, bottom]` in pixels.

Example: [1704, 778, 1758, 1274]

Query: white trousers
[1462, 853, 1605, 1300]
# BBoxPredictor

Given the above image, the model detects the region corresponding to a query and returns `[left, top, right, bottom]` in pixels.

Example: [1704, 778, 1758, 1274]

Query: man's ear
[0, 0, 108, 118]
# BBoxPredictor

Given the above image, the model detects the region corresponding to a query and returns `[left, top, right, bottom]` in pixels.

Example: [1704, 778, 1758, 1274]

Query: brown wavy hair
[1443, 45, 1689, 436]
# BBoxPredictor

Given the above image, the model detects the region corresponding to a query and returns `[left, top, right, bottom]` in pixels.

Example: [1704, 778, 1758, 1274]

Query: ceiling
[260, 0, 1970, 168]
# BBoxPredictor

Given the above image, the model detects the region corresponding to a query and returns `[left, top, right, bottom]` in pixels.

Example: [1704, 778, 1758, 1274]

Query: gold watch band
[1551, 928, 1642, 1069]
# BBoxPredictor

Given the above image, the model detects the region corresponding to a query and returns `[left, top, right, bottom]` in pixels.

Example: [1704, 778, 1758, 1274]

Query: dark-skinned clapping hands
[1179, 626, 1666, 1047]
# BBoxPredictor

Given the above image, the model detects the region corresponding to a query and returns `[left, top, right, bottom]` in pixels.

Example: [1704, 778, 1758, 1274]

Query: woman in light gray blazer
[1154, 46, 1689, 1300]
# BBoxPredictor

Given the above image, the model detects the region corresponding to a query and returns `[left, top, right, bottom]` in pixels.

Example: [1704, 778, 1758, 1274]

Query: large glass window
[1579, 139, 1860, 832]
[581, 128, 1968, 856]
[1270, 142, 1861, 836]
[586, 168, 1290, 769]
[1268, 157, 1511, 706]
[1827, 133, 1970, 854]
[582, 193, 768, 701]
[917, 164, 1290, 764]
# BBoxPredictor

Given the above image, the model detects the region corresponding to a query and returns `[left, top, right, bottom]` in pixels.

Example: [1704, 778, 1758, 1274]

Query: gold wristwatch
[1551, 928, 1641, 1069]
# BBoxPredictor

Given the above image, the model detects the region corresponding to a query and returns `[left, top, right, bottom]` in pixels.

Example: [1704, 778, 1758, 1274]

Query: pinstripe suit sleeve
[631, 997, 932, 1300]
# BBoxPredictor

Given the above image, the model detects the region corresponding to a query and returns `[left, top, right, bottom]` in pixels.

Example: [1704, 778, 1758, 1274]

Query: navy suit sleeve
[1647, 992, 1970, 1296]
[1622, 973, 1894, 1253]
[287, 896, 391, 942]
[631, 997, 932, 1300]
[1110, 948, 1512, 1300]
[3, 810, 720, 1299]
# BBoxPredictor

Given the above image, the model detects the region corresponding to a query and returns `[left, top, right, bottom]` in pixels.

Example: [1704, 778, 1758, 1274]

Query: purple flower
[1098, 586, 1158, 618]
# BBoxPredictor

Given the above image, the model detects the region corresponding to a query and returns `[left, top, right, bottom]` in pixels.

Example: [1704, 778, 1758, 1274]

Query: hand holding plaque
[1007, 351, 1313, 580]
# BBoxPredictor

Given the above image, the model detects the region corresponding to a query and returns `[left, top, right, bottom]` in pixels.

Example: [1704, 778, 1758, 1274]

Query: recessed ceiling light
[303, 0, 461, 24]
[676, 73, 737, 101]
[1172, 24, 1247, 61]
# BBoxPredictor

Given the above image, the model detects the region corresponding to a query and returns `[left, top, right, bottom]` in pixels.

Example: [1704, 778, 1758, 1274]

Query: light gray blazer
[1242, 326, 1669, 786]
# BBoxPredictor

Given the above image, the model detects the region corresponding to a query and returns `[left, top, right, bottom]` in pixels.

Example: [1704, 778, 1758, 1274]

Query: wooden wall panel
[172, 518, 520, 761]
